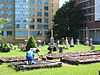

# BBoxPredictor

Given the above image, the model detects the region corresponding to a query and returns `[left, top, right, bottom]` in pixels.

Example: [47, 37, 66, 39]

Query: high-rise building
[75, 0, 100, 44]
[0, 0, 59, 43]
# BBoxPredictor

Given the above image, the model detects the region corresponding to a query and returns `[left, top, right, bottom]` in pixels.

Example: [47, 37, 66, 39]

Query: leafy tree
[53, 0, 86, 40]
[26, 36, 37, 51]
[0, 19, 7, 40]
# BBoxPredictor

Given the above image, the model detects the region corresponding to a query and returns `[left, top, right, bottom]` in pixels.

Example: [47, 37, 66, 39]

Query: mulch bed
[8, 61, 62, 71]
[45, 51, 100, 65]
[0, 56, 26, 63]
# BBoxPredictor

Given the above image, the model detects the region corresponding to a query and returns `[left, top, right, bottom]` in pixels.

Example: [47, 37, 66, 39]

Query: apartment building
[0, 0, 59, 43]
[75, 0, 100, 44]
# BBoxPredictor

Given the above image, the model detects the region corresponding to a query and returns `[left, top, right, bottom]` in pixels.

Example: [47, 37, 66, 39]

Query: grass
[0, 45, 100, 75]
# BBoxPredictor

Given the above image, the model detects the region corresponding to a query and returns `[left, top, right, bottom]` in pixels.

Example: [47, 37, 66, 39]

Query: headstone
[65, 37, 69, 49]
[56, 40, 60, 51]
[37, 40, 42, 47]
[76, 39, 80, 45]
[90, 38, 95, 50]
[70, 37, 74, 47]
[56, 40, 60, 47]
[85, 27, 89, 46]
[49, 30, 55, 54]
[62, 38, 65, 45]
[43, 41, 46, 46]
[85, 38, 89, 46]
[50, 30, 55, 48]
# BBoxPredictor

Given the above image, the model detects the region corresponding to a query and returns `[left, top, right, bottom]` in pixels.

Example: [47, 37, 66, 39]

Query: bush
[26, 36, 37, 51]
[0, 43, 11, 52]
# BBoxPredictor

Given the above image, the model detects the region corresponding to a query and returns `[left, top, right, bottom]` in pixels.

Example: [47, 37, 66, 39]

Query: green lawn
[0, 45, 100, 75]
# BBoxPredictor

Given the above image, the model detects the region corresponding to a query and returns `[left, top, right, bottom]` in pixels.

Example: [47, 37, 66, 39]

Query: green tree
[26, 36, 37, 51]
[0, 19, 7, 40]
[53, 0, 86, 40]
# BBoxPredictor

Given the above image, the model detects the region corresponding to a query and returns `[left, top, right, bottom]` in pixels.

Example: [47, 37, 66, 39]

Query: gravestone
[76, 39, 80, 45]
[85, 27, 89, 46]
[50, 30, 55, 48]
[56, 40, 60, 47]
[62, 38, 65, 45]
[90, 38, 95, 50]
[65, 37, 69, 49]
[70, 37, 74, 47]
[85, 38, 89, 46]
[43, 41, 46, 46]
[49, 30, 55, 54]
[37, 40, 42, 47]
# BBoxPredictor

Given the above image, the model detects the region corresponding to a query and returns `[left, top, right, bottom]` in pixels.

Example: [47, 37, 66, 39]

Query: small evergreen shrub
[0, 43, 11, 52]
[26, 36, 37, 51]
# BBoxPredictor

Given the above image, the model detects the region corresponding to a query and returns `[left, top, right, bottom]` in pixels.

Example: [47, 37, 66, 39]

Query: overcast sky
[59, 0, 69, 8]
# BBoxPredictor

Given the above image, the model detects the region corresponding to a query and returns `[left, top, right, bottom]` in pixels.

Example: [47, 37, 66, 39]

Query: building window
[87, 1, 91, 7]
[44, 18, 49, 23]
[15, 31, 28, 36]
[44, 31, 48, 36]
[29, 0, 35, 4]
[7, 31, 12, 36]
[37, 25, 44, 29]
[6, 24, 12, 29]
[82, 9, 86, 15]
[7, 17, 12, 23]
[44, 0, 49, 4]
[44, 12, 49, 17]
[37, 12, 42, 17]
[30, 12, 35, 16]
[82, 2, 86, 7]
[15, 24, 20, 29]
[0, 24, 4, 29]
[29, 6, 35, 10]
[30, 18, 35, 23]
[37, 18, 42, 23]
[88, 8, 91, 14]
[30, 31, 38, 36]
[0, 11, 4, 15]
[23, 18, 28, 22]
[0, 0, 4, 2]
[44, 25, 48, 29]
[30, 25, 34, 29]
[37, 6, 42, 10]
[6, 4, 12, 9]
[88, 15, 92, 21]
[37, 31, 42, 36]
[44, 6, 48, 11]
[37, 0, 42, 4]
[6, 0, 12, 2]
[0, 4, 4, 9]
[6, 11, 13, 16]
[15, 18, 20, 22]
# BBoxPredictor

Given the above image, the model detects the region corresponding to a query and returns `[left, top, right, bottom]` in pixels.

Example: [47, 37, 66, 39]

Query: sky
[59, 0, 69, 8]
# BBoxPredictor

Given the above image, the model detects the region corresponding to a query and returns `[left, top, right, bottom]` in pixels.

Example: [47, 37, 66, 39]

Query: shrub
[0, 43, 11, 52]
[26, 36, 37, 51]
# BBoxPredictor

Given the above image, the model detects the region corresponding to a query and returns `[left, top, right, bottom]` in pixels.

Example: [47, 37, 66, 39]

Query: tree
[53, 0, 86, 40]
[0, 19, 7, 40]
[26, 36, 37, 51]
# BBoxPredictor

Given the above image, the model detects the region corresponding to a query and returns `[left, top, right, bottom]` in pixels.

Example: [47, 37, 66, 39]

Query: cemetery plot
[61, 52, 100, 65]
[0, 56, 26, 63]
[46, 51, 100, 60]
[9, 61, 62, 71]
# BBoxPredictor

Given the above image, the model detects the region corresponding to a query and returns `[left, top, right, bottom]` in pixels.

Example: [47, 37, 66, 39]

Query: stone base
[70, 45, 74, 47]
[91, 46, 95, 50]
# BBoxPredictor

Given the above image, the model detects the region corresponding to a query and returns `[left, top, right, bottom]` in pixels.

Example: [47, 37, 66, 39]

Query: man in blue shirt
[26, 48, 40, 64]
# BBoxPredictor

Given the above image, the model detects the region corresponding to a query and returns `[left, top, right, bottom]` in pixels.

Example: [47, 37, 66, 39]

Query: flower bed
[0, 56, 26, 63]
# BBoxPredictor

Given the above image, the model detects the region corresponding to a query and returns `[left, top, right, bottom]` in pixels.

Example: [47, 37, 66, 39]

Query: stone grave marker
[65, 37, 69, 49]
[70, 37, 74, 47]
[76, 39, 80, 45]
